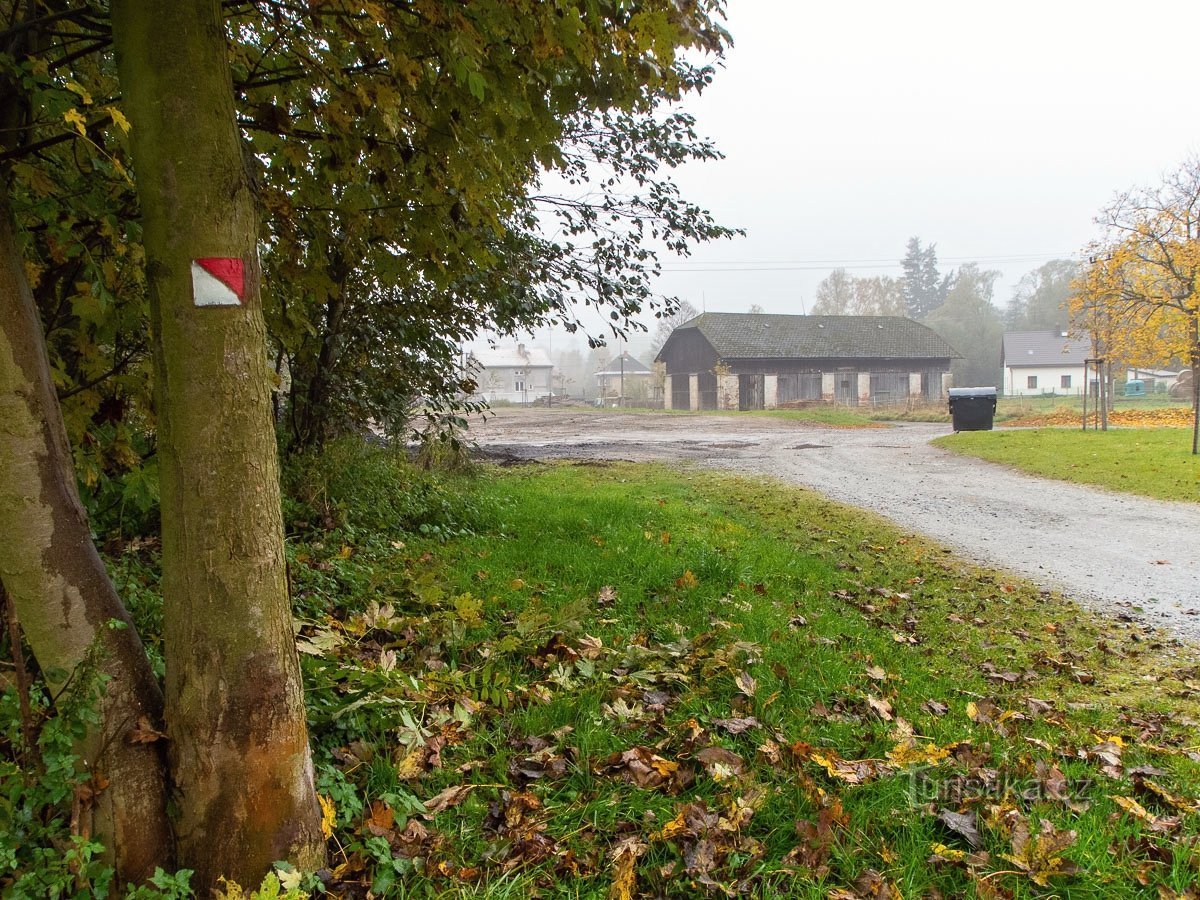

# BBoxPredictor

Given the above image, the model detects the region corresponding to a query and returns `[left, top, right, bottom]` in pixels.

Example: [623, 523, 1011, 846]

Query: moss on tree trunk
[0, 190, 171, 882]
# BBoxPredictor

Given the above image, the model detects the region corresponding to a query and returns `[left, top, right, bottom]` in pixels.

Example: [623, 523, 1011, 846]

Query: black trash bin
[947, 387, 997, 432]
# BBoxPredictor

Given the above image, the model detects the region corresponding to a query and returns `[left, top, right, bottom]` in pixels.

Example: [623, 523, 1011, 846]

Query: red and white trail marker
[191, 257, 246, 307]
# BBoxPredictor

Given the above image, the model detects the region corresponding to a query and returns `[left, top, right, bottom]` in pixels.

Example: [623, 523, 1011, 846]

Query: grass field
[934, 428, 1200, 503]
[276, 455, 1200, 897]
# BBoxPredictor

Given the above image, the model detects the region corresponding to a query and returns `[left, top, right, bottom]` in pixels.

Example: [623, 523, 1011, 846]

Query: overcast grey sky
[492, 0, 1200, 356]
[657, 0, 1200, 316]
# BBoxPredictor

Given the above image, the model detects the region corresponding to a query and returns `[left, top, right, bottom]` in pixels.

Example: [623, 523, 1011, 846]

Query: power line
[661, 252, 1081, 273]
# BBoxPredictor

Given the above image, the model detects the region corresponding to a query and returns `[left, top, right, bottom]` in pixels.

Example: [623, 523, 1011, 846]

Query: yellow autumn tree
[1070, 158, 1200, 453]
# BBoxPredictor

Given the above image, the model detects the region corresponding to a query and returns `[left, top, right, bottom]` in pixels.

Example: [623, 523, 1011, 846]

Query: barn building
[655, 313, 958, 411]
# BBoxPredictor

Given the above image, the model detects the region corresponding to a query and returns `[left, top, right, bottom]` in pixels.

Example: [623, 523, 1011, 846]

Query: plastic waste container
[947, 387, 997, 432]
[1123, 379, 1145, 397]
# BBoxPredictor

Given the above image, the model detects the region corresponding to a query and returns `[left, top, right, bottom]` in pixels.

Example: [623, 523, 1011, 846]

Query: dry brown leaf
[421, 784, 478, 817]
[866, 695, 894, 721]
[735, 670, 757, 697]
[128, 715, 168, 744]
[712, 716, 761, 735]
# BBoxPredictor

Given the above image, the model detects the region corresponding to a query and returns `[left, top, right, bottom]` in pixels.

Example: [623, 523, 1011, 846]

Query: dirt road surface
[468, 409, 1200, 643]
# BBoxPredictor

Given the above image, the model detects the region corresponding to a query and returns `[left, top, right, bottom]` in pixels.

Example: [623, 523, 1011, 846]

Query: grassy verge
[934, 428, 1200, 502]
[289, 456, 1200, 897]
[8, 445, 1200, 896]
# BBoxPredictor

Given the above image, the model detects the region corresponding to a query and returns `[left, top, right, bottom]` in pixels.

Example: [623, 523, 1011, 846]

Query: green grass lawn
[934, 428, 1200, 502]
[279, 454, 1200, 897]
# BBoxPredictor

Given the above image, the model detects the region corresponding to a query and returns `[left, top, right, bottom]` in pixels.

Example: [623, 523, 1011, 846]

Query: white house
[1002, 331, 1091, 397]
[468, 344, 553, 405]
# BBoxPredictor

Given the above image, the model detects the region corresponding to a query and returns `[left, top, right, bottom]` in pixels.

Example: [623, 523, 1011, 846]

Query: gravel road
[467, 409, 1200, 642]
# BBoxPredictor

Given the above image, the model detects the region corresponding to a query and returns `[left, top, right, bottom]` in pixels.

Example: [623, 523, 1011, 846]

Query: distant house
[468, 344, 553, 405]
[1001, 331, 1090, 397]
[594, 352, 654, 405]
[654, 312, 958, 411]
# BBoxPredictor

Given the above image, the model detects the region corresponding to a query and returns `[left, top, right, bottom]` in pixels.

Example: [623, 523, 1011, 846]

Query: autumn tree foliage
[0, 0, 734, 888]
[810, 270, 905, 316]
[1006, 259, 1078, 332]
[232, 1, 736, 448]
[1072, 158, 1200, 453]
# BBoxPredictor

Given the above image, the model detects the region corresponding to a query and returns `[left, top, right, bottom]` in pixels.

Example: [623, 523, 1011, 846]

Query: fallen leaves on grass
[1007, 407, 1192, 428]
[999, 818, 1080, 887]
[594, 746, 694, 793]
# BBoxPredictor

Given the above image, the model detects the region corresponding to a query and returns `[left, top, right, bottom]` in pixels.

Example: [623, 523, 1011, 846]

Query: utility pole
[620, 348, 625, 408]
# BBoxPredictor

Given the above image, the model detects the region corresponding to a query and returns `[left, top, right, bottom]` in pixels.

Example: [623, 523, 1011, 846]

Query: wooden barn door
[739, 374, 765, 410]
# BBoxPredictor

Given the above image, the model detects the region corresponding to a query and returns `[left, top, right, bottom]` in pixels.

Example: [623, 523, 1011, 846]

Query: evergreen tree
[901, 237, 951, 319]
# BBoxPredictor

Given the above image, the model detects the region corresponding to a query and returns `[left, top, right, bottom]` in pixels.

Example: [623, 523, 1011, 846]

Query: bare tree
[651, 298, 700, 352]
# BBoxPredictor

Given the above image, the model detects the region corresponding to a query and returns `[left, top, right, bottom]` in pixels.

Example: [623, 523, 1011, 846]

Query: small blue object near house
[948, 387, 997, 432]
[1123, 379, 1145, 397]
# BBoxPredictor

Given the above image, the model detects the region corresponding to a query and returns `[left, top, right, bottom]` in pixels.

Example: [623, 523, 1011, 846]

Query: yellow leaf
[649, 756, 679, 777]
[65, 80, 92, 104]
[63, 108, 87, 136]
[106, 106, 131, 134]
[1110, 794, 1156, 824]
[929, 842, 966, 861]
[318, 794, 336, 839]
[887, 739, 950, 768]
[608, 837, 645, 900]
[395, 746, 426, 780]
[653, 809, 690, 841]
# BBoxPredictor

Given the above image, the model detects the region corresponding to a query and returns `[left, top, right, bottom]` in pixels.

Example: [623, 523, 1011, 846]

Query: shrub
[282, 436, 477, 540]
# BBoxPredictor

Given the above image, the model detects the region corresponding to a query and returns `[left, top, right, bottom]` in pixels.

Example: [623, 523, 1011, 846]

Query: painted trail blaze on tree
[191, 257, 245, 306]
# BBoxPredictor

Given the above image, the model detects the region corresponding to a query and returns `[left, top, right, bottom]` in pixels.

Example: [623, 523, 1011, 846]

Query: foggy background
[474, 0, 1200, 393]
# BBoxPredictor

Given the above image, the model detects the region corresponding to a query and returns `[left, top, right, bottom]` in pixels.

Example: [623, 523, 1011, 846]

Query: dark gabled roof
[1002, 331, 1090, 367]
[595, 352, 652, 376]
[665, 313, 958, 360]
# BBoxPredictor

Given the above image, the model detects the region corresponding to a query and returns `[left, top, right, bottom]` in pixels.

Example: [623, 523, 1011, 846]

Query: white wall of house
[1004, 364, 1084, 396]
[477, 365, 553, 404]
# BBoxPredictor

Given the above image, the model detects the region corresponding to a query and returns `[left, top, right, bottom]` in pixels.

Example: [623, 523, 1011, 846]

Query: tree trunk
[292, 252, 348, 452]
[0, 190, 171, 882]
[1192, 347, 1199, 456]
[111, 0, 324, 889]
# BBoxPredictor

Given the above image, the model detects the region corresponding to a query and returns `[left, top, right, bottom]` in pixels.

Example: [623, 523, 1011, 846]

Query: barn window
[1061, 375, 1071, 388]
[1027, 375, 1038, 389]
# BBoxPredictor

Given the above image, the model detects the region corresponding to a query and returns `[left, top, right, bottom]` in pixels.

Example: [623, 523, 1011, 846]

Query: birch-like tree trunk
[0, 190, 171, 882]
[111, 0, 324, 888]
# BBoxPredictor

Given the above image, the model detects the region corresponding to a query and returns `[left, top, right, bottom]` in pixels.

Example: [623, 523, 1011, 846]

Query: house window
[1061, 374, 1072, 389]
[514, 370, 525, 392]
[1027, 375, 1038, 389]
